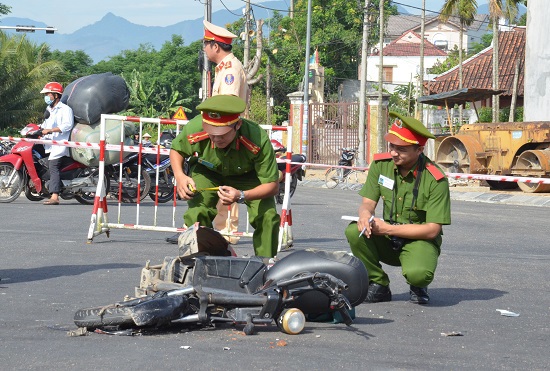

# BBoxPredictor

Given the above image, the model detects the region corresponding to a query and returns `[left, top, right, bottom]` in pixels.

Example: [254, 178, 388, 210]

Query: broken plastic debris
[223, 347, 231, 351]
[441, 331, 463, 337]
[180, 346, 192, 350]
[67, 327, 88, 337]
[496, 309, 520, 317]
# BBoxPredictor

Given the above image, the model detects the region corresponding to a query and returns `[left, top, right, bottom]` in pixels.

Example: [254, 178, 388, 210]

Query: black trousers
[48, 156, 71, 194]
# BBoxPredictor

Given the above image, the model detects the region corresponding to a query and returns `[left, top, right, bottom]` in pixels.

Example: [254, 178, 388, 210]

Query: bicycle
[324, 148, 367, 190]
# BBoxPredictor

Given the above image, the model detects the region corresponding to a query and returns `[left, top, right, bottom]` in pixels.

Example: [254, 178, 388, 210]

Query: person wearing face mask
[345, 112, 451, 305]
[169, 95, 280, 258]
[39, 82, 75, 205]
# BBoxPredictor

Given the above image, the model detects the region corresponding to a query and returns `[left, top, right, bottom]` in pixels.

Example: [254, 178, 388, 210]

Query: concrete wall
[524, 0, 550, 121]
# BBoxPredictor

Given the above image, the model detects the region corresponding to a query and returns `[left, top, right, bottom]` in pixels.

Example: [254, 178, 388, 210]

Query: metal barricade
[86, 114, 295, 252]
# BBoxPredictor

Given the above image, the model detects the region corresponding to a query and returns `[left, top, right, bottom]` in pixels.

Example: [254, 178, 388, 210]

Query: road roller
[435, 122, 550, 193]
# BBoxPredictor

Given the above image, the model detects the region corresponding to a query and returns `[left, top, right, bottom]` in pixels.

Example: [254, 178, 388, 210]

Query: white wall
[524, 0, 550, 121]
[366, 55, 446, 93]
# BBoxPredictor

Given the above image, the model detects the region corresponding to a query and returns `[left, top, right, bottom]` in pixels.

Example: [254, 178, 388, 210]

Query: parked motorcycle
[0, 124, 106, 204]
[271, 139, 306, 204]
[145, 129, 176, 203]
[73, 226, 368, 335]
[105, 151, 152, 203]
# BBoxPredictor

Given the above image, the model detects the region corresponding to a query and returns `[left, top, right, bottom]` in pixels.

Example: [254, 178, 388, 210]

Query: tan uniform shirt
[212, 53, 247, 100]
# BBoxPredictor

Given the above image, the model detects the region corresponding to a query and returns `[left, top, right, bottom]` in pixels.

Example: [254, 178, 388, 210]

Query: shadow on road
[0, 263, 141, 284]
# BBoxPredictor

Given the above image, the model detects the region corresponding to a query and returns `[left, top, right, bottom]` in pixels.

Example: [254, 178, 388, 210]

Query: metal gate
[307, 102, 363, 166]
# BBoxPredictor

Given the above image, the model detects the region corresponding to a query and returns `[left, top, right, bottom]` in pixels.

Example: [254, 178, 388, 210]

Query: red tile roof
[373, 31, 447, 57]
[426, 27, 525, 97]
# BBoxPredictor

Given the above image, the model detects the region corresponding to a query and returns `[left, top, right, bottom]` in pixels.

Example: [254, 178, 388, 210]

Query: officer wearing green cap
[169, 95, 280, 258]
[345, 111, 451, 304]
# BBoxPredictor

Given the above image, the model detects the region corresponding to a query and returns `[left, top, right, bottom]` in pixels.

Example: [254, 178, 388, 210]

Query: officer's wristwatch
[236, 190, 246, 204]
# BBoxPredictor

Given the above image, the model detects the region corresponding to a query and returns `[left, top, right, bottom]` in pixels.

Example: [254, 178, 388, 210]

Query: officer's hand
[370, 218, 387, 236]
[358, 215, 374, 238]
[218, 185, 238, 205]
[175, 173, 195, 200]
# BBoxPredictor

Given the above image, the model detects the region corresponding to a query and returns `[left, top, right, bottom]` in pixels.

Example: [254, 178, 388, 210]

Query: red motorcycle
[271, 139, 306, 204]
[0, 124, 106, 204]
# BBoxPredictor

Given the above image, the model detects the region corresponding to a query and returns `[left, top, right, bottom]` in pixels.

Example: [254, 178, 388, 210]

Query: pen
[359, 215, 375, 237]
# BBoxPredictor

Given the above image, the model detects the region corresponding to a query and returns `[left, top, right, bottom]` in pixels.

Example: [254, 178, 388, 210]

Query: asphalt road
[1, 187, 549, 370]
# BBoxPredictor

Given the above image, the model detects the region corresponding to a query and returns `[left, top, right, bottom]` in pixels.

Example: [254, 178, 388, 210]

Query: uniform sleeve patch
[224, 74, 235, 85]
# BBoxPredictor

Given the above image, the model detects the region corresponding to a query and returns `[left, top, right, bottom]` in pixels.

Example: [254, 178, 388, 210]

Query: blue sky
[4, 1, 483, 34]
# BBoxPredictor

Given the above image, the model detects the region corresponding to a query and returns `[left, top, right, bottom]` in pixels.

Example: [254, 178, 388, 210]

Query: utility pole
[377, 0, 385, 153]
[302, 0, 313, 155]
[201, 0, 212, 101]
[417, 0, 425, 122]
[357, 0, 370, 167]
[266, 11, 272, 125]
[243, 0, 251, 69]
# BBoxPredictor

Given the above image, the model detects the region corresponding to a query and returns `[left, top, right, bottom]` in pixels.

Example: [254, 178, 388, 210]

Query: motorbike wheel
[24, 185, 45, 201]
[74, 306, 135, 329]
[116, 168, 151, 203]
[289, 174, 298, 198]
[0, 164, 24, 203]
[74, 174, 110, 205]
[276, 175, 298, 204]
[148, 170, 175, 203]
[324, 168, 341, 189]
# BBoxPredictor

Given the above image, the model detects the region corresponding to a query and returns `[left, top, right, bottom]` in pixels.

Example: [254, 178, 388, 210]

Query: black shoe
[409, 285, 429, 304]
[165, 233, 180, 244]
[365, 283, 392, 303]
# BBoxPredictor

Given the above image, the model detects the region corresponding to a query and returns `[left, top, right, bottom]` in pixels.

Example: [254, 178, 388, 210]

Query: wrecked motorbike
[74, 225, 368, 335]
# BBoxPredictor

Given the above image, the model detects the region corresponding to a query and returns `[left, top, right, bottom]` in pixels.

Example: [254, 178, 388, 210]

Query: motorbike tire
[24, 185, 45, 201]
[148, 170, 175, 203]
[74, 174, 110, 205]
[115, 168, 151, 203]
[74, 306, 135, 329]
[324, 168, 341, 189]
[0, 164, 24, 203]
[276, 175, 298, 204]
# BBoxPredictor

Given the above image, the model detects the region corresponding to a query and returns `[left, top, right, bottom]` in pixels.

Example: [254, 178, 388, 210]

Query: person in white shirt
[39, 82, 74, 205]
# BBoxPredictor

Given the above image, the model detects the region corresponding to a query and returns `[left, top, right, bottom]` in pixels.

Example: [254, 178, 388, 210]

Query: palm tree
[0, 32, 64, 130]
[440, 0, 478, 126]
[488, 0, 521, 122]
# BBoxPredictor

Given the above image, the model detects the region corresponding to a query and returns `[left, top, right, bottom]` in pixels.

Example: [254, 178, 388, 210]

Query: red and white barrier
[84, 114, 295, 252]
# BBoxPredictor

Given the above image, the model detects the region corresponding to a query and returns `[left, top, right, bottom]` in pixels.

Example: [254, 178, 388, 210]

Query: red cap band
[201, 111, 240, 126]
[387, 119, 428, 146]
[204, 29, 233, 45]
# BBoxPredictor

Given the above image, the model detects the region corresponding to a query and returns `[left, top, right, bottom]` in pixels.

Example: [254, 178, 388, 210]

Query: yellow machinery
[435, 122, 550, 193]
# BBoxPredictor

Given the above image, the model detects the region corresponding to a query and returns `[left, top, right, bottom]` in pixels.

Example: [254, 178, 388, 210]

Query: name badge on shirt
[378, 175, 394, 190]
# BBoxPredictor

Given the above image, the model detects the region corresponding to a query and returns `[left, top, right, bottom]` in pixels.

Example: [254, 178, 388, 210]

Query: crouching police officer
[345, 112, 451, 304]
[169, 95, 280, 258]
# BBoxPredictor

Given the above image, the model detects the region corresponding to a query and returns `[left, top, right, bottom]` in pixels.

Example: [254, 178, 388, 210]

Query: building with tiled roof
[386, 13, 490, 52]
[365, 31, 447, 93]
[426, 27, 525, 109]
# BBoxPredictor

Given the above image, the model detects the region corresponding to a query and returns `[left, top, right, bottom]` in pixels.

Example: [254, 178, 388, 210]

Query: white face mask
[44, 95, 54, 106]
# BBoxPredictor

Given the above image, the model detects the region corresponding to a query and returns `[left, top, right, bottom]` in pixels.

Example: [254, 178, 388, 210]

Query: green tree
[0, 32, 64, 130]
[0, 3, 11, 15]
[46, 50, 94, 80]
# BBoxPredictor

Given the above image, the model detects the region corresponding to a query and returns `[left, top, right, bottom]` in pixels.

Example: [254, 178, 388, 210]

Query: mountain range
[1, 2, 522, 64]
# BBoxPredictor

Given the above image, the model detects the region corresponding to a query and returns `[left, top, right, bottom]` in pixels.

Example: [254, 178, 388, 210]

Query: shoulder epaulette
[373, 152, 393, 161]
[425, 163, 445, 181]
[187, 131, 209, 144]
[238, 135, 260, 155]
[224, 61, 232, 69]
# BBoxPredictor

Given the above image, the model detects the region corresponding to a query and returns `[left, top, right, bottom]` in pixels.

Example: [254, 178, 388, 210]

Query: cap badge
[207, 112, 221, 119]
[394, 119, 403, 128]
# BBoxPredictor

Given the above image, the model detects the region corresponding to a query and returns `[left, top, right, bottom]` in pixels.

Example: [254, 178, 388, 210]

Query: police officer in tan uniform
[203, 20, 248, 243]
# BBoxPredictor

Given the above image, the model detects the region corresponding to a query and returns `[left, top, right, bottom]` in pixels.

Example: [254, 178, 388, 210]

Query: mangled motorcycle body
[74, 227, 369, 335]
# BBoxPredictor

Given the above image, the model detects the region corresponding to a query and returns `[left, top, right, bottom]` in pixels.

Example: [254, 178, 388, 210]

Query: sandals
[43, 199, 60, 205]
